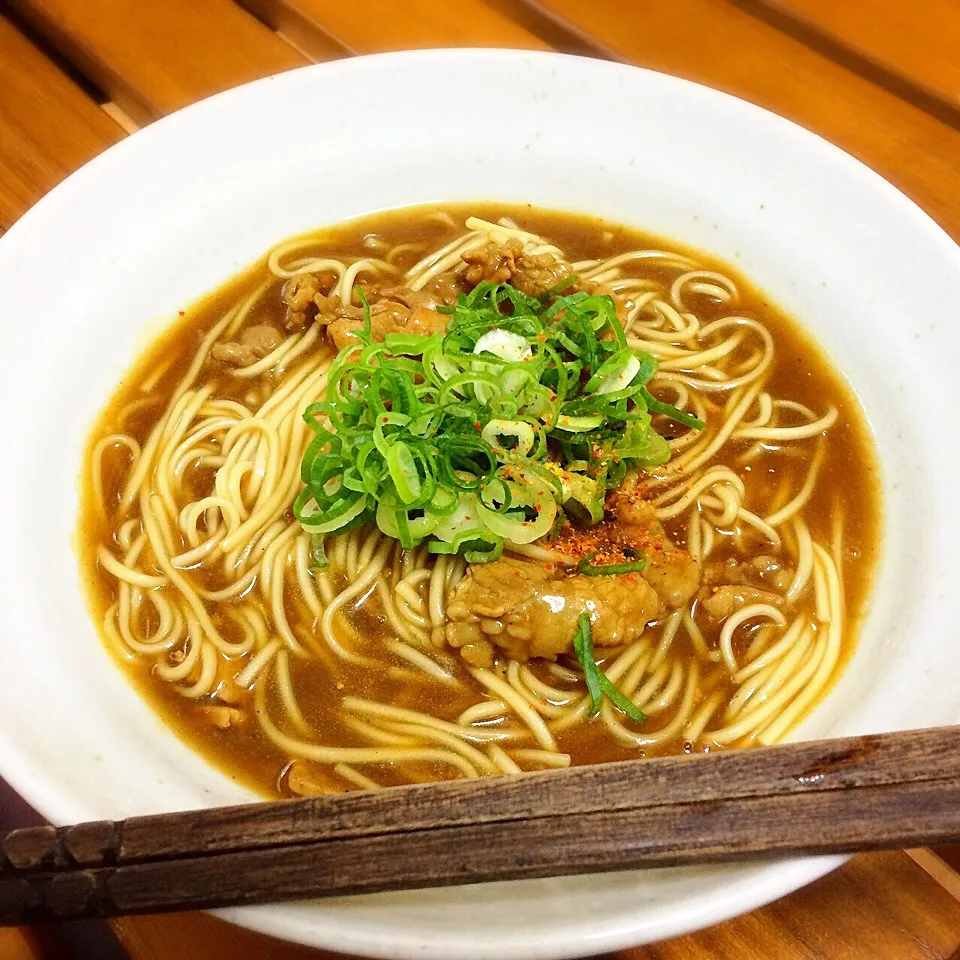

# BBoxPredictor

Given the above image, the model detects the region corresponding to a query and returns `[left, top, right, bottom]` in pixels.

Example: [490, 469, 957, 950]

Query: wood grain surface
[635, 851, 960, 959]
[5, 0, 316, 124]
[527, 0, 960, 242]
[749, 0, 960, 113]
[239, 0, 549, 56]
[0, 13, 123, 230]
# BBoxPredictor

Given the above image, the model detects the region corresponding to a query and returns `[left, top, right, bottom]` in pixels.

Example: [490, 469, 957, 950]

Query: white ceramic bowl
[1, 49, 959, 960]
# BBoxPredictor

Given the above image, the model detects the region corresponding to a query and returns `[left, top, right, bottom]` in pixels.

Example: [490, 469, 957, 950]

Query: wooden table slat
[6, 0, 317, 124]
[0, 14, 124, 231]
[526, 0, 960, 244]
[238, 0, 550, 57]
[748, 0, 960, 114]
[625, 851, 960, 959]
[0, 928, 55, 960]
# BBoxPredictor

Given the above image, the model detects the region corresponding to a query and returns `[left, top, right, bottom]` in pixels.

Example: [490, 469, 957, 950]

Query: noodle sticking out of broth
[83, 205, 878, 796]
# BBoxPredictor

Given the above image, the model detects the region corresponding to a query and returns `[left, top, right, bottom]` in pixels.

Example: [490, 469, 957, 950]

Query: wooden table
[3, 0, 960, 957]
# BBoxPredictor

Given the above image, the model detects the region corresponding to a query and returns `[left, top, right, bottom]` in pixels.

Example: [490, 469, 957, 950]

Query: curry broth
[80, 203, 881, 797]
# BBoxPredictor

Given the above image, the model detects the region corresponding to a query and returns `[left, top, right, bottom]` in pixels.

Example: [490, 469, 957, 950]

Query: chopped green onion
[297, 279, 700, 561]
[572, 613, 602, 714]
[572, 613, 647, 723]
[577, 551, 648, 576]
[597, 673, 647, 723]
[386, 441, 421, 504]
[310, 534, 328, 569]
[356, 286, 373, 339]
[640, 387, 705, 431]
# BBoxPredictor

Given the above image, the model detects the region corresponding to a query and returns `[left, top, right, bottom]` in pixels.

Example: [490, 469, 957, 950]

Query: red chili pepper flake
[474, 421, 481, 430]
[178, 310, 186, 316]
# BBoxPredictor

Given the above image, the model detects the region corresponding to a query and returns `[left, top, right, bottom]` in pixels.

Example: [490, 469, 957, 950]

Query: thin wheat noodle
[342, 696, 514, 743]
[685, 690, 726, 743]
[180, 641, 218, 698]
[604, 662, 699, 747]
[487, 744, 522, 774]
[235, 639, 282, 688]
[469, 668, 557, 750]
[759, 547, 843, 743]
[458, 700, 508, 725]
[378, 721, 500, 775]
[334, 765, 382, 790]
[719, 604, 787, 673]
[385, 639, 460, 686]
[256, 679, 480, 775]
[509, 750, 571, 769]
[767, 442, 827, 528]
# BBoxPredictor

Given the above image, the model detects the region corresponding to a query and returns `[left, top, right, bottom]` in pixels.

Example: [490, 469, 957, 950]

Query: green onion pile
[295, 279, 702, 562]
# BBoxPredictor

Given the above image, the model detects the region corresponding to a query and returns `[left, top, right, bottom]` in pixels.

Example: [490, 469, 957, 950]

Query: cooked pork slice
[610, 495, 701, 609]
[444, 484, 701, 663]
[700, 555, 794, 619]
[460, 239, 575, 298]
[281, 273, 323, 331]
[445, 556, 661, 662]
[211, 324, 284, 367]
[326, 298, 447, 350]
[701, 585, 785, 620]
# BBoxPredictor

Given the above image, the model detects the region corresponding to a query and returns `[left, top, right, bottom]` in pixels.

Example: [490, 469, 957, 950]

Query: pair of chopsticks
[2, 724, 960, 924]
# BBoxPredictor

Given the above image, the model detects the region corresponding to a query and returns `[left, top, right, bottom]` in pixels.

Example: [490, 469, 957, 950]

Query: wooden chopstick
[3, 725, 960, 924]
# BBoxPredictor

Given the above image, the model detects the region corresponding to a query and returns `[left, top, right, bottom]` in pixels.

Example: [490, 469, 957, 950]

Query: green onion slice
[577, 551, 648, 576]
[640, 387, 705, 431]
[572, 613, 647, 723]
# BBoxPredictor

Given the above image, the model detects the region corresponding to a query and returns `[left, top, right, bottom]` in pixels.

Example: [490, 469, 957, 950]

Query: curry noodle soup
[80, 204, 880, 797]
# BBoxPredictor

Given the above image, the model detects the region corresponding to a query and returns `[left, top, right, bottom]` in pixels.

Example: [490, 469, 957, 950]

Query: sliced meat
[706, 555, 793, 593]
[701, 585, 784, 620]
[447, 484, 702, 662]
[462, 238, 524, 286]
[374, 285, 445, 310]
[326, 296, 448, 350]
[423, 272, 466, 305]
[612, 495, 701, 608]
[286, 760, 328, 796]
[281, 273, 322, 331]
[461, 239, 575, 298]
[201, 705, 246, 729]
[445, 556, 660, 662]
[699, 555, 793, 619]
[211, 324, 284, 367]
[548, 490, 700, 612]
